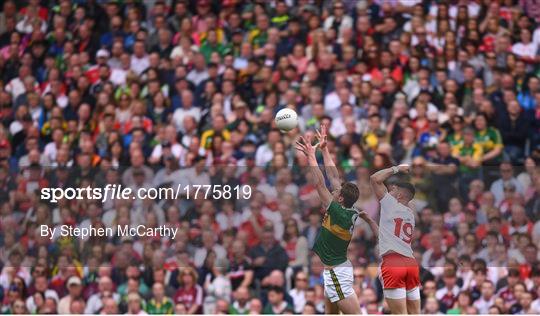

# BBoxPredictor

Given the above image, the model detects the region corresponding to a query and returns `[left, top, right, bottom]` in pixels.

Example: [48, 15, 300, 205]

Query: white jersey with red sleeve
[378, 192, 415, 258]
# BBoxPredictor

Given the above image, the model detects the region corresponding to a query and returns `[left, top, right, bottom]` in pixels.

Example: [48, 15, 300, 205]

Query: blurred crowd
[0, 0, 540, 314]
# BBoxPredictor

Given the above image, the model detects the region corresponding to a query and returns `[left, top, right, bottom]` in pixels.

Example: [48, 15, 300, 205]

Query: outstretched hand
[315, 124, 328, 150]
[357, 210, 370, 220]
[295, 135, 319, 158]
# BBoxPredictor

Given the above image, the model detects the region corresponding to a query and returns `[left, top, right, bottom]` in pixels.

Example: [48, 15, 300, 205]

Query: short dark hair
[340, 182, 359, 208]
[268, 285, 284, 295]
[489, 306, 503, 314]
[394, 182, 415, 200]
[303, 302, 316, 312]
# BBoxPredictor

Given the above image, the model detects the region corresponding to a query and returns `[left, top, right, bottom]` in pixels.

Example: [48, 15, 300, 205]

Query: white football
[275, 108, 298, 132]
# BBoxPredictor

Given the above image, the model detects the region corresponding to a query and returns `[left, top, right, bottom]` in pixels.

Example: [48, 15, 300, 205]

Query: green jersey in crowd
[475, 127, 503, 162]
[145, 297, 174, 314]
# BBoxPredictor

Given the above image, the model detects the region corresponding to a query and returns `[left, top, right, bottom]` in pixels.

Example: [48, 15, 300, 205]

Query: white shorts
[323, 260, 355, 303]
[383, 287, 421, 300]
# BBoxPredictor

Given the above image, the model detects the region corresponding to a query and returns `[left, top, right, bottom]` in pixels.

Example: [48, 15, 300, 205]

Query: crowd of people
[0, 0, 540, 314]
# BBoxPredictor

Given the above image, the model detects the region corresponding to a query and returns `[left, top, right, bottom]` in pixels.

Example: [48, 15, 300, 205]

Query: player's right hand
[315, 124, 328, 150]
[397, 164, 410, 173]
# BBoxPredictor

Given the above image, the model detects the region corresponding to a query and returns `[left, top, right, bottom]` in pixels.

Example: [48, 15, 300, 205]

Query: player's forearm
[307, 154, 332, 209]
[307, 155, 325, 186]
[311, 166, 327, 190]
[370, 167, 395, 184]
[321, 148, 341, 189]
[306, 152, 319, 167]
[321, 147, 336, 169]
[359, 213, 379, 236]
[366, 218, 379, 237]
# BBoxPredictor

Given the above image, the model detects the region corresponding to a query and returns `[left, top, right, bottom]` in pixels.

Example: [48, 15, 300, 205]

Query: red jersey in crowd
[173, 284, 203, 312]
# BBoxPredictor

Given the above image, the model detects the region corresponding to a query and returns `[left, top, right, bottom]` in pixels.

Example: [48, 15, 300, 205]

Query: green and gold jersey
[145, 297, 174, 314]
[475, 127, 503, 157]
[447, 132, 464, 150]
[452, 143, 484, 174]
[313, 201, 358, 266]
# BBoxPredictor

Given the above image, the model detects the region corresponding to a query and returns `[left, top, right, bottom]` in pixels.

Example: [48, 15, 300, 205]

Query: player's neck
[397, 197, 409, 207]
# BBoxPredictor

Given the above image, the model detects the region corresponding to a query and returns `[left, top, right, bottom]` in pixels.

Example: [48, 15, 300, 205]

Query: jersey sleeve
[492, 128, 503, 148]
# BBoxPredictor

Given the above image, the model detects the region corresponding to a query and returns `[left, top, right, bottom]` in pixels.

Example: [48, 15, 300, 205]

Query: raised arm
[370, 165, 410, 200]
[358, 210, 379, 237]
[316, 124, 341, 191]
[296, 136, 333, 210]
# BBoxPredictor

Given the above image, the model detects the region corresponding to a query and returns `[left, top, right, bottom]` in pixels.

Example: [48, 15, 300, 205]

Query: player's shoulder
[328, 200, 353, 210]
[380, 192, 397, 204]
[326, 200, 339, 211]
[327, 201, 357, 219]
[381, 192, 414, 211]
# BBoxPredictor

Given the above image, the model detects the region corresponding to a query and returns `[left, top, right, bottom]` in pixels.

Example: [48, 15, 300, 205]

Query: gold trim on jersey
[321, 213, 352, 241]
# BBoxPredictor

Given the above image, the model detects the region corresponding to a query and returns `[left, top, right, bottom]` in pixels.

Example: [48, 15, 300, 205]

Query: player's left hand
[295, 135, 319, 157]
[357, 210, 370, 219]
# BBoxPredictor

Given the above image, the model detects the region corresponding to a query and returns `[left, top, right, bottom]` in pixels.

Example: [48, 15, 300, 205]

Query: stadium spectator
[474, 280, 497, 314]
[84, 276, 120, 314]
[262, 286, 292, 315]
[69, 298, 85, 314]
[249, 224, 289, 282]
[288, 271, 308, 314]
[125, 292, 146, 315]
[173, 267, 203, 314]
[228, 286, 251, 314]
[146, 282, 174, 314]
[57, 276, 83, 314]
